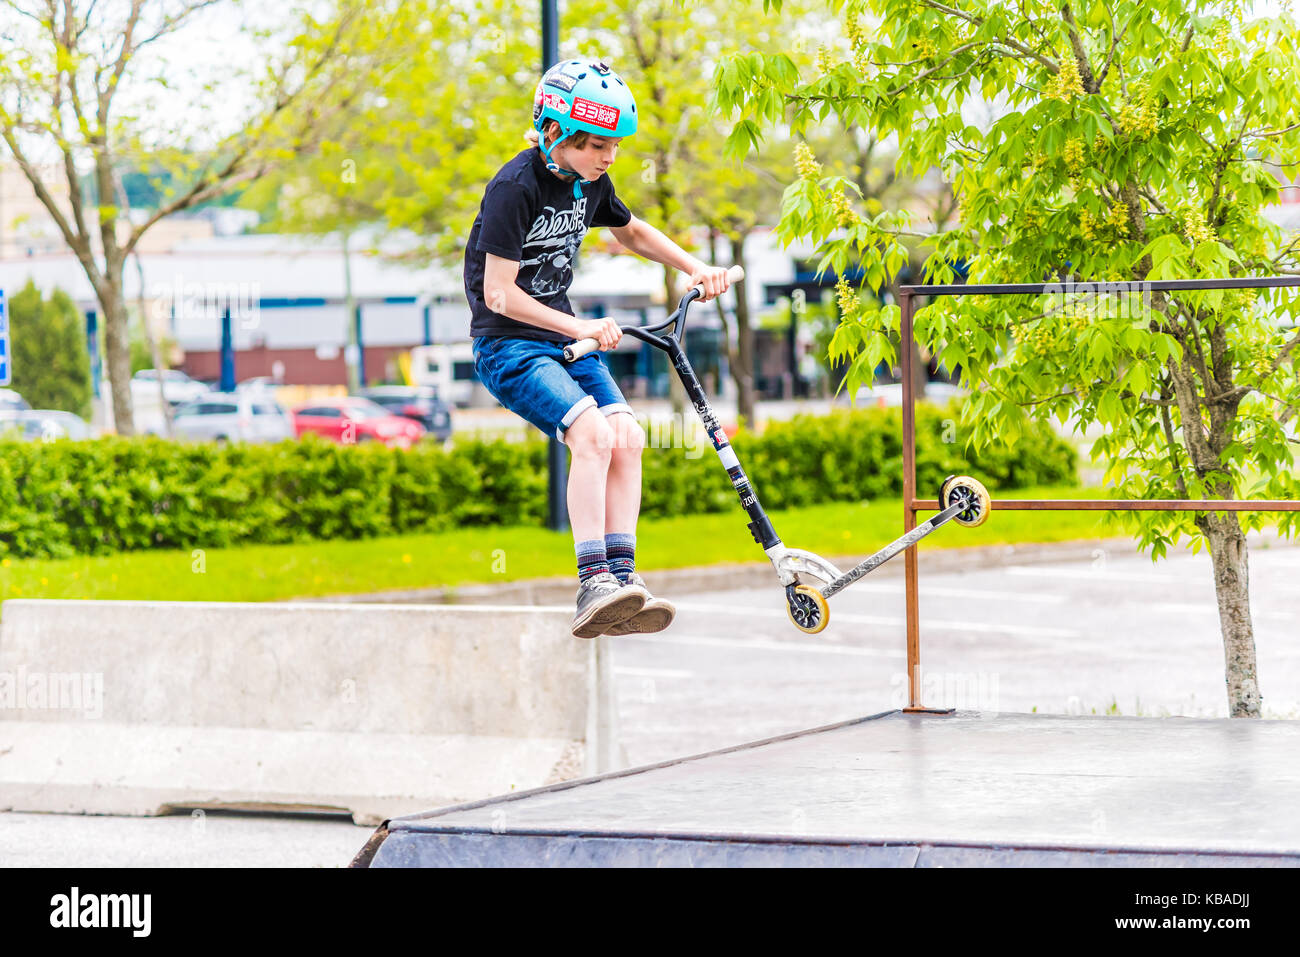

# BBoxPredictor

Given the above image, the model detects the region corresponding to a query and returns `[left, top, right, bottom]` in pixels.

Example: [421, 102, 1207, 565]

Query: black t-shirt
[464, 147, 632, 341]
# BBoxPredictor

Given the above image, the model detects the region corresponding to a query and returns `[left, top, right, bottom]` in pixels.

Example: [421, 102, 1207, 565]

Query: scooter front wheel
[786, 584, 829, 634]
[940, 475, 991, 528]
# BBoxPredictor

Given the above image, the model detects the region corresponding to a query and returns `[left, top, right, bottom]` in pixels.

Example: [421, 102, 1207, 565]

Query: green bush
[6, 280, 92, 418]
[0, 407, 1075, 560]
[641, 403, 1076, 515]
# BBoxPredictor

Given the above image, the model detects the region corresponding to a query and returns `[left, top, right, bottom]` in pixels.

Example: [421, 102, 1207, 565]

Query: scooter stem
[663, 336, 782, 552]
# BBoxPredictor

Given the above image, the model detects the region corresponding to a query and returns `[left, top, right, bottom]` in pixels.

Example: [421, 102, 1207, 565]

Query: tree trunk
[1196, 511, 1261, 717]
[99, 279, 135, 436]
[1161, 298, 1261, 719]
[135, 253, 173, 437]
[343, 230, 360, 394]
[727, 232, 756, 428]
[118, 172, 171, 436]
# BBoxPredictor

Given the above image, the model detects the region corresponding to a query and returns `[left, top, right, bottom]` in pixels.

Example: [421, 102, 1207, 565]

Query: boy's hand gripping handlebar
[563, 265, 745, 361]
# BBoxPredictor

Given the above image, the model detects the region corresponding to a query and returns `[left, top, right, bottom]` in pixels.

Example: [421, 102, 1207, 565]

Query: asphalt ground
[612, 536, 1300, 767]
[3, 536, 1297, 867]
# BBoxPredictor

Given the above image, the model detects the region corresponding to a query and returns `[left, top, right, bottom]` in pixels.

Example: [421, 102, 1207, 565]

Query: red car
[291, 397, 426, 449]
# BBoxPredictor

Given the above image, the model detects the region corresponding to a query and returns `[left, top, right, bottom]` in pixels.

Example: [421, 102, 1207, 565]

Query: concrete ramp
[0, 599, 605, 825]
[359, 710, 1300, 867]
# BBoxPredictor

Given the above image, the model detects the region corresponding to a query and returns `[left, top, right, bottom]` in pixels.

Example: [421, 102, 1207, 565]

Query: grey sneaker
[603, 573, 676, 636]
[572, 572, 648, 639]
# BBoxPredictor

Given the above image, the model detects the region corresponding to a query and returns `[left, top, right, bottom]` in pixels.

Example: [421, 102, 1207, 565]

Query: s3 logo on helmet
[571, 97, 619, 130]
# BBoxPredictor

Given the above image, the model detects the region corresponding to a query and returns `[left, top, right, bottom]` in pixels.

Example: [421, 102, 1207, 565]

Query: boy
[463, 58, 732, 639]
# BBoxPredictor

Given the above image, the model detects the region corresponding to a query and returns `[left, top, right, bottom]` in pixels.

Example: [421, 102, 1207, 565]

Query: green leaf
[1098, 390, 1123, 425]
[1124, 361, 1150, 396]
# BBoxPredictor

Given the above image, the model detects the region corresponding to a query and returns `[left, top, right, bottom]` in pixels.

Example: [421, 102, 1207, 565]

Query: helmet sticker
[544, 71, 577, 93]
[572, 97, 619, 130]
[538, 92, 570, 114]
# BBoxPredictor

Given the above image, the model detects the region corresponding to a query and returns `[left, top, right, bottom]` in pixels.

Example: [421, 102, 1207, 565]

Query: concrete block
[0, 600, 603, 825]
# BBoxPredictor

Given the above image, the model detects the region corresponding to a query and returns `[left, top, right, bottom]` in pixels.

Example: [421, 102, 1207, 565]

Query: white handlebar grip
[563, 337, 601, 361]
[692, 264, 746, 296]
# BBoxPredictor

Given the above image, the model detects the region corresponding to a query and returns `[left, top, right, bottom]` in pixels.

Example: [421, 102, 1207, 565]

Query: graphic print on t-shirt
[519, 195, 587, 297]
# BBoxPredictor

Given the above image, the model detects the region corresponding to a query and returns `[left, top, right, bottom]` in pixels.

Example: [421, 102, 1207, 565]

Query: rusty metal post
[899, 290, 952, 715]
[899, 291, 922, 710]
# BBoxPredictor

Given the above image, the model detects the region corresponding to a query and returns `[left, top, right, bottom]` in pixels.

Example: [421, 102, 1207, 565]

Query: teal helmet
[533, 59, 637, 194]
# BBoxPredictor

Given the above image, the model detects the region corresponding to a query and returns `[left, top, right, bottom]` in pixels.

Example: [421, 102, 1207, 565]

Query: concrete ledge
[0, 600, 603, 825]
[0, 724, 583, 825]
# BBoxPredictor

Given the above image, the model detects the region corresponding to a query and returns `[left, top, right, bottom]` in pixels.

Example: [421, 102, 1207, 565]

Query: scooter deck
[819, 500, 967, 600]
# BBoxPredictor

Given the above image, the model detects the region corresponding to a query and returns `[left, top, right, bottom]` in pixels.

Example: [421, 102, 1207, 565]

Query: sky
[117, 1, 292, 148]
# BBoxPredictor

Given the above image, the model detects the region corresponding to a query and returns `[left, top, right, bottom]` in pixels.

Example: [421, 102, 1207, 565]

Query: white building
[0, 225, 804, 395]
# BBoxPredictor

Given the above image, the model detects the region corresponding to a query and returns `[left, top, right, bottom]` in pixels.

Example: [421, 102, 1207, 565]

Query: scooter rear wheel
[786, 584, 829, 634]
[940, 475, 991, 528]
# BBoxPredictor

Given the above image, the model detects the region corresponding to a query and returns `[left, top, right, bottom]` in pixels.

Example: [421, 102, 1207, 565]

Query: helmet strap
[539, 129, 592, 199]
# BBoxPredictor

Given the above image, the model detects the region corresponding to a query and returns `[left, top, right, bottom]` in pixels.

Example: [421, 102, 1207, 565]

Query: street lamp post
[542, 0, 569, 533]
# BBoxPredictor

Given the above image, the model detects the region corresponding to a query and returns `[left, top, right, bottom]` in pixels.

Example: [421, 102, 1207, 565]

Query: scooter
[564, 265, 990, 634]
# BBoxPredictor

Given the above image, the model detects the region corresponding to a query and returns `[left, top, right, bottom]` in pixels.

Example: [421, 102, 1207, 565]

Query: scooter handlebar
[562, 335, 604, 361]
[562, 265, 745, 362]
[702, 264, 746, 293]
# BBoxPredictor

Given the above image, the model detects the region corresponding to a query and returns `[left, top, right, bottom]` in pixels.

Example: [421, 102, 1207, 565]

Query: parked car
[0, 388, 31, 412]
[171, 392, 295, 444]
[357, 386, 453, 441]
[290, 397, 425, 449]
[235, 376, 282, 393]
[0, 409, 91, 441]
[132, 368, 211, 407]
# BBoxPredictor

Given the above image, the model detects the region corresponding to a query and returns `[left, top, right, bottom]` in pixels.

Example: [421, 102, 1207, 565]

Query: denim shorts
[472, 336, 633, 441]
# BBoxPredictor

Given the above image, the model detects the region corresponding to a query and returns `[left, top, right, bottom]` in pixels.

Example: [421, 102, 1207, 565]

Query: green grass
[0, 485, 1123, 606]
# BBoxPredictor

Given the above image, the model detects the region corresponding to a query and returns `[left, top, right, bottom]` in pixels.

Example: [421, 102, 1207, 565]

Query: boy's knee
[565, 411, 614, 459]
[606, 412, 644, 455]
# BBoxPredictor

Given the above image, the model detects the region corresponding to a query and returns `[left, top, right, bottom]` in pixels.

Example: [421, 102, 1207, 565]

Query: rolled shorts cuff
[598, 402, 635, 419]
[556, 395, 598, 441]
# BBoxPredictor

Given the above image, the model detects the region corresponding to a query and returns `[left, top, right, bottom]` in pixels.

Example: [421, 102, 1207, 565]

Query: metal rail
[896, 276, 1300, 713]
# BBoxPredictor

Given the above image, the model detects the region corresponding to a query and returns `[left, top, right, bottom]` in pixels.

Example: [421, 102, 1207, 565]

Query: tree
[238, 0, 485, 392]
[567, 0, 827, 417]
[6, 279, 91, 417]
[260, 0, 829, 421]
[245, 0, 542, 260]
[717, 1, 1300, 717]
[0, 0, 401, 434]
[762, 123, 959, 407]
